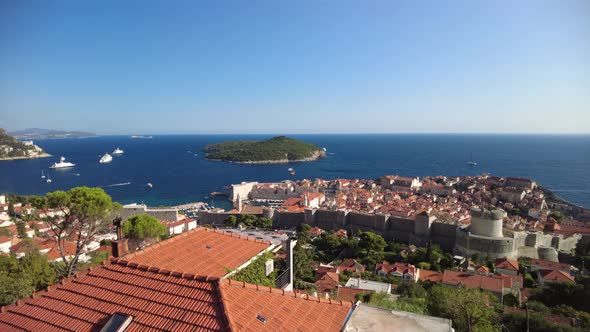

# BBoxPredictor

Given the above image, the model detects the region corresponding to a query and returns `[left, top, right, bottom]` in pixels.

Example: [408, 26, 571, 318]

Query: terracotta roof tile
[220, 279, 352, 332]
[124, 227, 271, 277]
[0, 262, 228, 332]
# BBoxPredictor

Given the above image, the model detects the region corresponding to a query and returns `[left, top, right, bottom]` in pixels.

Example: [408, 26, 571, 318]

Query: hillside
[0, 129, 50, 160]
[9, 128, 95, 139]
[204, 136, 325, 163]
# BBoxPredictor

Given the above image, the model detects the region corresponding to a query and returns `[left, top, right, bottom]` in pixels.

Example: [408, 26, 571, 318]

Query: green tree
[0, 272, 34, 306]
[296, 223, 312, 244]
[358, 231, 386, 257]
[15, 220, 26, 238]
[293, 242, 314, 283]
[224, 215, 237, 227]
[122, 214, 167, 249]
[427, 285, 497, 332]
[44, 186, 120, 277]
[255, 217, 273, 229]
[7, 201, 15, 216]
[20, 251, 57, 290]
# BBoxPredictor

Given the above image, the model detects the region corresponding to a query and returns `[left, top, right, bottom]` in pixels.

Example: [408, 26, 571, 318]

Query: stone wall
[117, 205, 178, 222]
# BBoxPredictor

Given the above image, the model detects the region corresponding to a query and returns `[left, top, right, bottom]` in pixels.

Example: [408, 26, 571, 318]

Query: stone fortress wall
[198, 204, 581, 261]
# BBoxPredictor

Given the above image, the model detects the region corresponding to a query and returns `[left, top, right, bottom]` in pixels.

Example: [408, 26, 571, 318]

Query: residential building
[495, 258, 519, 276]
[538, 270, 576, 287]
[530, 259, 571, 274]
[375, 262, 419, 282]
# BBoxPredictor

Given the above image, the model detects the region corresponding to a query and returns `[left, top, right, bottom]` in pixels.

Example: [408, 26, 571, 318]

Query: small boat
[46, 177, 52, 183]
[288, 168, 295, 176]
[41, 170, 45, 179]
[147, 182, 153, 188]
[112, 147, 124, 155]
[467, 153, 477, 166]
[322, 147, 327, 152]
[99, 153, 113, 163]
[50, 156, 76, 169]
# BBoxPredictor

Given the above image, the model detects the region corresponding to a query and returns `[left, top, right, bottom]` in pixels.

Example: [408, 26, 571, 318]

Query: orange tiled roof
[0, 261, 229, 331]
[220, 279, 351, 332]
[0, 259, 353, 332]
[123, 227, 271, 278]
[539, 270, 576, 284]
[495, 258, 519, 271]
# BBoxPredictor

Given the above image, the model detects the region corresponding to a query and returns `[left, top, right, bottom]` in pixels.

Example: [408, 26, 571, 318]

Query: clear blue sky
[1, 0, 588, 134]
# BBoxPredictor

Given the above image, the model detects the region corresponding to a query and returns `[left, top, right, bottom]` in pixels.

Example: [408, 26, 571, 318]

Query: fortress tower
[469, 207, 505, 238]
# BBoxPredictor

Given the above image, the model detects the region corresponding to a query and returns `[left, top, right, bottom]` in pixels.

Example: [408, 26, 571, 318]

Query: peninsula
[0, 128, 50, 160]
[9, 128, 95, 140]
[204, 136, 325, 163]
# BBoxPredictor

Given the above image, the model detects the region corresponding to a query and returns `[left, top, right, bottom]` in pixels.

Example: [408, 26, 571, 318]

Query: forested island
[0, 129, 50, 160]
[204, 136, 325, 163]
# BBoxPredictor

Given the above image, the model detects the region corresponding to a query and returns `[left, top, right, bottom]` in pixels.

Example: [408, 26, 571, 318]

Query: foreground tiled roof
[0, 261, 228, 332]
[124, 227, 272, 277]
[0, 258, 352, 332]
[220, 279, 351, 332]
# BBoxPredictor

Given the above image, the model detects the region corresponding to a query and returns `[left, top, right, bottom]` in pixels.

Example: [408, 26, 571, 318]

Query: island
[9, 128, 95, 140]
[204, 136, 326, 163]
[0, 128, 51, 160]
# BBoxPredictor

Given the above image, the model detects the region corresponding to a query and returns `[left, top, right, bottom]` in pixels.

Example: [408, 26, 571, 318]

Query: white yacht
[50, 156, 76, 169]
[41, 170, 46, 179]
[46, 177, 52, 183]
[99, 153, 113, 163]
[112, 147, 124, 155]
[147, 182, 153, 188]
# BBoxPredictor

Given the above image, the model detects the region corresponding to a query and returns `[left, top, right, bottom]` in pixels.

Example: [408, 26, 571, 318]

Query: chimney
[111, 218, 129, 258]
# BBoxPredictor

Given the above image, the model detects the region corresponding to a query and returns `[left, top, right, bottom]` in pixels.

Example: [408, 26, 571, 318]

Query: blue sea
[0, 134, 589, 209]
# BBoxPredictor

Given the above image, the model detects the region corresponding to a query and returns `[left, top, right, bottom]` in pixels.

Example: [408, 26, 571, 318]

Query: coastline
[0, 153, 52, 161]
[206, 150, 326, 164]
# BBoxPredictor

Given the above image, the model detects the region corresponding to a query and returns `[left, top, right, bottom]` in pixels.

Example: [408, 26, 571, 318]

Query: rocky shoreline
[0, 152, 52, 161]
[208, 150, 326, 164]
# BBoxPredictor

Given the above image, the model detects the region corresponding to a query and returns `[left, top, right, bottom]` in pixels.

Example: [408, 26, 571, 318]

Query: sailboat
[46, 175, 52, 183]
[41, 170, 46, 179]
[467, 153, 477, 166]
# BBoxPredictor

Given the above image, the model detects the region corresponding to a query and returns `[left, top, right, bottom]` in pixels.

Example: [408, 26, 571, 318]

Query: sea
[0, 134, 589, 209]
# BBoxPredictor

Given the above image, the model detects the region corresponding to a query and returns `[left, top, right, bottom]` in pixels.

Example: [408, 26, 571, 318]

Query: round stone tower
[469, 207, 505, 238]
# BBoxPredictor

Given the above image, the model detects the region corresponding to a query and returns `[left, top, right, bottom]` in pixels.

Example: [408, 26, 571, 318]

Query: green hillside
[204, 136, 323, 162]
[0, 129, 39, 158]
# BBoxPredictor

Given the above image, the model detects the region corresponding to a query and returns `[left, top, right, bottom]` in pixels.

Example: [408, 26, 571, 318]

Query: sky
[0, 0, 589, 134]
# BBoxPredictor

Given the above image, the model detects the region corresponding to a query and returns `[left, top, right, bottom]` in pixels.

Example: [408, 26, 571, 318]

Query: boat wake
[103, 182, 131, 188]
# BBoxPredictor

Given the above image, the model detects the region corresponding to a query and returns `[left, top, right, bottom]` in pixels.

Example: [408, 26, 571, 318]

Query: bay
[0, 134, 588, 209]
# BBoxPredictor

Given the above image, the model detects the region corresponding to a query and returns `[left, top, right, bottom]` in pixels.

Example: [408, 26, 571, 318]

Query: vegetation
[356, 291, 427, 315]
[223, 214, 273, 229]
[42, 187, 121, 277]
[0, 251, 57, 306]
[204, 136, 323, 162]
[427, 285, 498, 332]
[229, 251, 277, 287]
[0, 128, 38, 158]
[122, 214, 167, 249]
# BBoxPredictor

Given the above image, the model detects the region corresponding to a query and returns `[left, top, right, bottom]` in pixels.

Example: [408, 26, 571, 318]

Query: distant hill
[9, 128, 95, 139]
[204, 136, 325, 163]
[0, 128, 50, 160]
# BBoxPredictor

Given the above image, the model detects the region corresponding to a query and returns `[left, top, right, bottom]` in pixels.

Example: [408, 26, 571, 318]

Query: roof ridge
[221, 279, 353, 307]
[123, 227, 272, 261]
[123, 227, 207, 259]
[108, 257, 220, 282]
